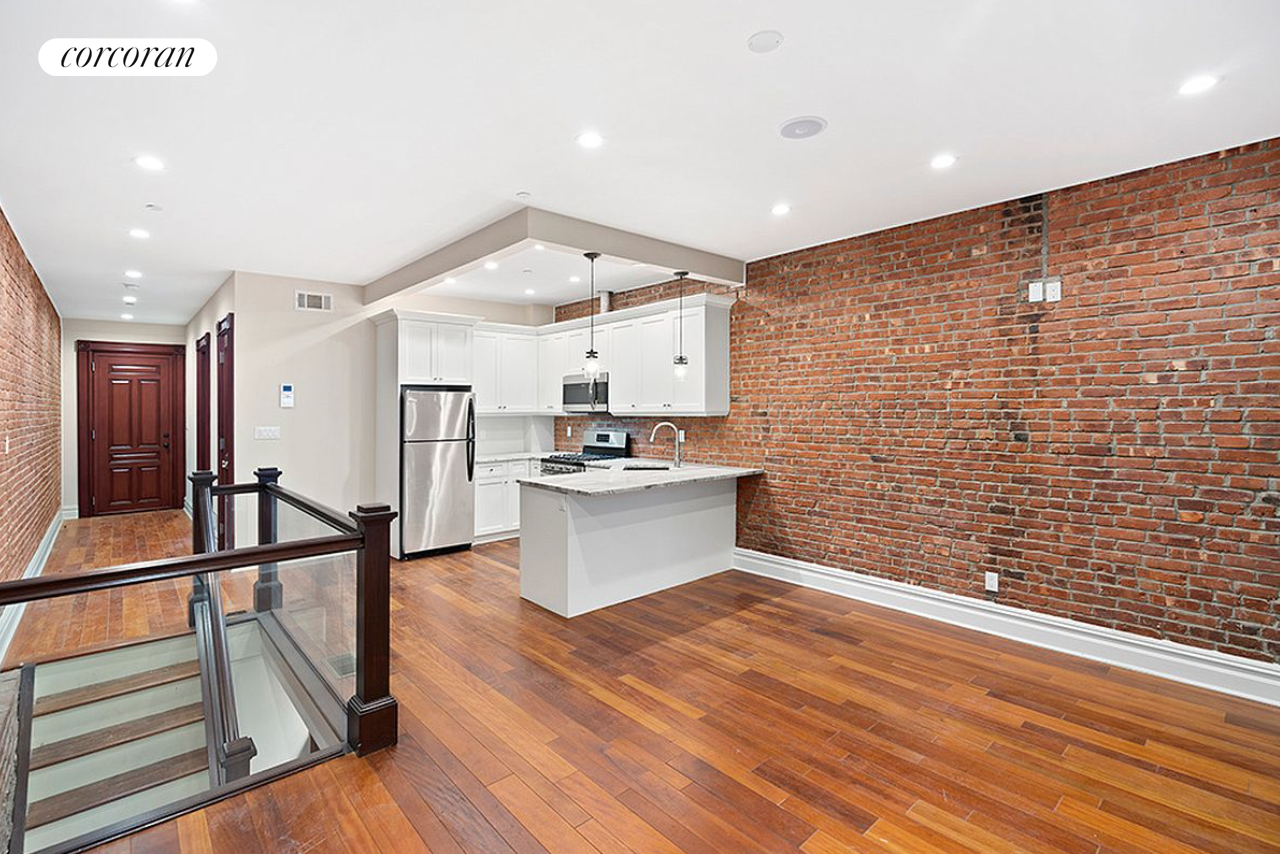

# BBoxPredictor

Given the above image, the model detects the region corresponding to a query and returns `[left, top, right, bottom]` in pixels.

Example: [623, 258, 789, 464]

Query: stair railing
[189, 472, 256, 783]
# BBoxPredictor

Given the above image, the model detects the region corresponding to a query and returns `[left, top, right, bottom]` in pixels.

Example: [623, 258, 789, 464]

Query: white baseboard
[0, 512, 64, 663]
[733, 548, 1280, 708]
[473, 530, 519, 546]
[60, 505, 77, 520]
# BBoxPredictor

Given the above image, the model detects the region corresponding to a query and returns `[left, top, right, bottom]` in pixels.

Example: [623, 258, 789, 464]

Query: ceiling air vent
[295, 290, 333, 312]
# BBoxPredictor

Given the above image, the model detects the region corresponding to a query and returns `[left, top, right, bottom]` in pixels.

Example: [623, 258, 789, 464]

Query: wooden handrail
[0, 534, 361, 607]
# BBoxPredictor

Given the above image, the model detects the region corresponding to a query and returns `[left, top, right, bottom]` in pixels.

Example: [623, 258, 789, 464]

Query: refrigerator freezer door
[403, 388, 473, 442]
[402, 439, 475, 554]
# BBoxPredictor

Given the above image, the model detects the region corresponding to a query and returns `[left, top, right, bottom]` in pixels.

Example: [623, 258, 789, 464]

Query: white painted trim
[60, 505, 78, 520]
[473, 530, 519, 546]
[733, 548, 1280, 708]
[183, 497, 193, 519]
[0, 512, 64, 662]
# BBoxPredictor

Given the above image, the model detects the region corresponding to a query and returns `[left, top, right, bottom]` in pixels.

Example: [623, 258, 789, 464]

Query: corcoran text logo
[39, 38, 216, 76]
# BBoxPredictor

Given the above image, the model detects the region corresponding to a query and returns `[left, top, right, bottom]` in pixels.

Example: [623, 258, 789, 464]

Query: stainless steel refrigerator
[400, 386, 475, 556]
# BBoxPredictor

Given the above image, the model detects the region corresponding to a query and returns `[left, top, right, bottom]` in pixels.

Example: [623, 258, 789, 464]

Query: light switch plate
[254, 426, 281, 440]
[1028, 280, 1044, 302]
[1044, 278, 1062, 302]
[984, 571, 999, 593]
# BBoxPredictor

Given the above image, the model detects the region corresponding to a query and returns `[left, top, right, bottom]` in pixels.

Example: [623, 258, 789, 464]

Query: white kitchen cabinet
[607, 320, 640, 413]
[537, 333, 568, 413]
[473, 327, 539, 414]
[399, 318, 474, 385]
[500, 335, 538, 411]
[473, 330, 501, 412]
[603, 298, 730, 416]
[473, 457, 534, 541]
[475, 473, 510, 537]
[565, 326, 609, 377]
[637, 313, 674, 412]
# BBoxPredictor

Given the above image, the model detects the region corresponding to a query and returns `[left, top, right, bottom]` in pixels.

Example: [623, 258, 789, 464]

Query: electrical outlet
[1028, 280, 1044, 302]
[1044, 278, 1062, 302]
[984, 571, 999, 593]
[253, 426, 281, 440]
[677, 429, 686, 442]
[567, 425, 573, 437]
[3, 436, 8, 454]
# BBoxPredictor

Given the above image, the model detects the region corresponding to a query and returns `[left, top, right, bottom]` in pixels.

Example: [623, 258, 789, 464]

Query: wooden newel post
[347, 502, 398, 755]
[254, 467, 283, 611]
[188, 471, 217, 627]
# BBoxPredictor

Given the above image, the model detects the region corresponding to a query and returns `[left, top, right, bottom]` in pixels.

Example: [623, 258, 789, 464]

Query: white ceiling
[1, 1, 1278, 323]
[426, 244, 666, 307]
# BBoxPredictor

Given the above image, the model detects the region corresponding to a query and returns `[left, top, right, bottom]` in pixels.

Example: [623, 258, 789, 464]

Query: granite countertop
[517, 462, 763, 496]
[476, 452, 544, 463]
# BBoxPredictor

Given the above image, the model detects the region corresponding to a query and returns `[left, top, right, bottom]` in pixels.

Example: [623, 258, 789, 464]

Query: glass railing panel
[265, 502, 358, 702]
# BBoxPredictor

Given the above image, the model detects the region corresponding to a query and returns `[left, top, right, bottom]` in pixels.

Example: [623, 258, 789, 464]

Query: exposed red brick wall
[558, 139, 1280, 663]
[0, 205, 61, 583]
[554, 278, 735, 322]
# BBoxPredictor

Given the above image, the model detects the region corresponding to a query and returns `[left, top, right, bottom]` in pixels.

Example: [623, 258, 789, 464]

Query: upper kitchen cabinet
[474, 325, 538, 414]
[604, 295, 730, 416]
[537, 332, 568, 414]
[387, 313, 477, 385]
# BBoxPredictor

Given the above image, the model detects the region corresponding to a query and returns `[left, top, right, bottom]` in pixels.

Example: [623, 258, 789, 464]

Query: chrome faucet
[649, 422, 684, 468]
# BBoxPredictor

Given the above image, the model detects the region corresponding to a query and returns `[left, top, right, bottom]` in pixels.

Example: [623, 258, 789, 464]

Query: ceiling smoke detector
[747, 30, 784, 53]
[144, 203, 164, 212]
[779, 116, 827, 140]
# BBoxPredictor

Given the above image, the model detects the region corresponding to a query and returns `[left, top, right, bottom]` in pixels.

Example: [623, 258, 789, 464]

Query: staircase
[20, 635, 212, 853]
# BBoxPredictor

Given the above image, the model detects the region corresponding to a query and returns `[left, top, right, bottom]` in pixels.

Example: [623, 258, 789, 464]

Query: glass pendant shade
[673, 354, 688, 382]
[584, 350, 601, 377]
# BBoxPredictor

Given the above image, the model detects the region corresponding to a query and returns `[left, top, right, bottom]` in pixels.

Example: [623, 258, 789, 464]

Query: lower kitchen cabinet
[474, 458, 532, 541]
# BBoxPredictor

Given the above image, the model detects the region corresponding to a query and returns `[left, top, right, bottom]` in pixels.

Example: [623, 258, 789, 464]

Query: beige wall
[217, 271, 551, 518]
[60, 319, 188, 513]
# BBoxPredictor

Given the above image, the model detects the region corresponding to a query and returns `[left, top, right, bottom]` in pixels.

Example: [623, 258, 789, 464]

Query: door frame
[76, 340, 187, 518]
[216, 314, 235, 548]
[196, 332, 212, 471]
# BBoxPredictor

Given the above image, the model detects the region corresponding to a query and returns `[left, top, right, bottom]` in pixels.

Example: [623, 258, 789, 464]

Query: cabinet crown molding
[371, 308, 485, 327]
[474, 291, 736, 337]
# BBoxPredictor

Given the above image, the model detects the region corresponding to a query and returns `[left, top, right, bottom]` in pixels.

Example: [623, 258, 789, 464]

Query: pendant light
[673, 271, 690, 382]
[583, 251, 601, 377]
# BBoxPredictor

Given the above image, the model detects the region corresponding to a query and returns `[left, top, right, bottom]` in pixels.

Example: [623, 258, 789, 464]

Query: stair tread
[34, 659, 201, 716]
[26, 747, 208, 829]
[29, 702, 205, 770]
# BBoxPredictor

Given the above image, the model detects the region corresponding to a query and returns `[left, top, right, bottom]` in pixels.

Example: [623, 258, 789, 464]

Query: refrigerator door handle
[466, 396, 475, 482]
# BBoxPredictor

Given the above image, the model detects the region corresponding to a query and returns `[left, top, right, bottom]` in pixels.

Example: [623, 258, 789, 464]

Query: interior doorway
[196, 332, 211, 471]
[75, 341, 186, 517]
[216, 314, 235, 548]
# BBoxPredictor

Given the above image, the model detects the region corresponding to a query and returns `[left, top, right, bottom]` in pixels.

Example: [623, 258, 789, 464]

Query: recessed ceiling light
[144, 203, 164, 212]
[534, 244, 545, 251]
[747, 30, 784, 53]
[484, 261, 499, 271]
[516, 191, 531, 200]
[443, 276, 456, 284]
[771, 203, 791, 217]
[930, 153, 958, 170]
[122, 295, 138, 305]
[133, 154, 165, 171]
[1178, 74, 1219, 96]
[121, 313, 135, 320]
[576, 130, 604, 149]
[569, 275, 581, 283]
[524, 288, 536, 295]
[779, 116, 827, 140]
[124, 270, 142, 279]
[129, 228, 150, 239]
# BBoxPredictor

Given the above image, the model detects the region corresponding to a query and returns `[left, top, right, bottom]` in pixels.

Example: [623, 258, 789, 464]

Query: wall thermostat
[280, 383, 295, 408]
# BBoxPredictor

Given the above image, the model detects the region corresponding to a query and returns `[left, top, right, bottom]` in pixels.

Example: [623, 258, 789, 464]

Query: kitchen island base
[519, 478, 738, 618]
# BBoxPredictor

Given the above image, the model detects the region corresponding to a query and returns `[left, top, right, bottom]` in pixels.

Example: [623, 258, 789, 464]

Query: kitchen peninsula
[517, 463, 762, 617]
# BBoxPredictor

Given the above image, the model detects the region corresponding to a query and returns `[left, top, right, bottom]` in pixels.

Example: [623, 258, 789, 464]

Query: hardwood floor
[10, 512, 1280, 853]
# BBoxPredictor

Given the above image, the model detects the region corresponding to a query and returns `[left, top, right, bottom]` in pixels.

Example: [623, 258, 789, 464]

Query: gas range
[540, 429, 630, 475]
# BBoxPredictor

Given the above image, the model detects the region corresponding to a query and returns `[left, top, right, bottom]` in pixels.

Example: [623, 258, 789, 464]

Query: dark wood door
[216, 314, 235, 548]
[196, 333, 211, 471]
[77, 342, 185, 517]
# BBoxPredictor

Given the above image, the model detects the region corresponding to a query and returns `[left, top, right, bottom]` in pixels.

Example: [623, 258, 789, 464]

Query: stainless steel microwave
[562, 372, 609, 412]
